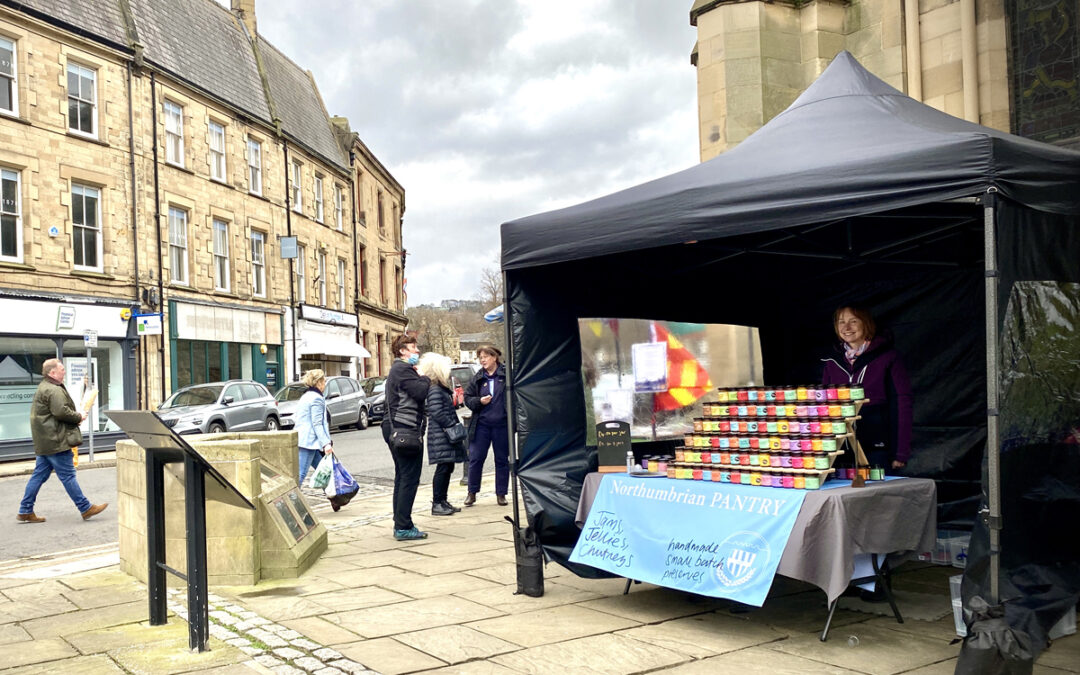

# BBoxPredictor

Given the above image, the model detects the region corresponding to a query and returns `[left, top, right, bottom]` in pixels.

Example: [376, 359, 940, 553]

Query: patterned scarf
[844, 339, 870, 365]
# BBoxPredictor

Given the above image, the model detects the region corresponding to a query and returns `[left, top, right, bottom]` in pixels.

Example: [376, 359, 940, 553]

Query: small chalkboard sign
[597, 420, 632, 473]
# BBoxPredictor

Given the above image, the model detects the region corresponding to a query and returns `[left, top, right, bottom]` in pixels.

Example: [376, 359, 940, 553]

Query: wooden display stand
[596, 420, 632, 473]
[849, 399, 870, 487]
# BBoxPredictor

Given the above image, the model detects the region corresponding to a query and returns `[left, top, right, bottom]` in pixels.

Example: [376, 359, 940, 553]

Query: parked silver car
[275, 376, 369, 431]
[157, 380, 280, 434]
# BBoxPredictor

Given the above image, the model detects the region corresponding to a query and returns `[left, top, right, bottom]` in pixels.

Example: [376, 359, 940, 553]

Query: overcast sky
[249, 0, 700, 307]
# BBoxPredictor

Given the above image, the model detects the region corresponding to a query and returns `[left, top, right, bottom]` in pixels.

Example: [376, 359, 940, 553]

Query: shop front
[0, 294, 136, 460]
[293, 304, 370, 382]
[169, 300, 284, 393]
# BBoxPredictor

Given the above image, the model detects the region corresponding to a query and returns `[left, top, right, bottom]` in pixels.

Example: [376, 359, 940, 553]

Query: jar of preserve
[850, 385, 865, 400]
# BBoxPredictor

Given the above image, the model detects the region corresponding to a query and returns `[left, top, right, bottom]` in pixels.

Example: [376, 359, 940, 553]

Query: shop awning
[298, 335, 371, 359]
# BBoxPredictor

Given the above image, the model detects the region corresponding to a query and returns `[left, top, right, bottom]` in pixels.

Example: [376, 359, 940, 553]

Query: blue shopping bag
[326, 455, 359, 511]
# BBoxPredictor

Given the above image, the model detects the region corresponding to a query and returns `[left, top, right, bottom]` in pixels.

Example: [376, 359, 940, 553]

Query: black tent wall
[501, 53, 1080, 656]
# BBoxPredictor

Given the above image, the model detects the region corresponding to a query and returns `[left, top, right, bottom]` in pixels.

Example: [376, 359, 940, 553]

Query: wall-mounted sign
[83, 329, 98, 348]
[48, 226, 61, 238]
[280, 236, 298, 259]
[299, 304, 358, 327]
[135, 313, 163, 336]
[57, 305, 76, 330]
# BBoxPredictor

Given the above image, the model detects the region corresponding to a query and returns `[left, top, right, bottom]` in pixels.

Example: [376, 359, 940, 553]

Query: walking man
[16, 358, 108, 523]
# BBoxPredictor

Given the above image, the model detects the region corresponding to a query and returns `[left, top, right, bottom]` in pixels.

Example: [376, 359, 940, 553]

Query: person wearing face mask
[463, 345, 508, 507]
[821, 306, 913, 471]
[382, 334, 430, 540]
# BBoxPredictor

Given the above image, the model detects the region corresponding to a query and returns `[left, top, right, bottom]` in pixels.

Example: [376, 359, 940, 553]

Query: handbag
[390, 426, 423, 453]
[446, 422, 467, 444]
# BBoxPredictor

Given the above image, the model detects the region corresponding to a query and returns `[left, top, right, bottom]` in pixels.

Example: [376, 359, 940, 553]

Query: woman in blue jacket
[295, 369, 333, 485]
[463, 345, 508, 506]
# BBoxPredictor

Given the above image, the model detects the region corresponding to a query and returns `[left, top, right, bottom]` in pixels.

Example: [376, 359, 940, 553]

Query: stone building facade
[0, 0, 405, 457]
[691, 0, 1079, 158]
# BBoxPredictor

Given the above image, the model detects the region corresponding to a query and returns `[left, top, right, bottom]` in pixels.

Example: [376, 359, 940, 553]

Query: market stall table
[575, 472, 937, 639]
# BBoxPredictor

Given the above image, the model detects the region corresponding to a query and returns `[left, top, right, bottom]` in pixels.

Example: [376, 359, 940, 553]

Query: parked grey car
[275, 376, 369, 431]
[157, 380, 280, 434]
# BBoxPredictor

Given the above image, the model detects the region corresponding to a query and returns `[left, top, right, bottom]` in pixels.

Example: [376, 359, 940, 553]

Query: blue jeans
[20, 451, 91, 514]
[298, 447, 323, 485]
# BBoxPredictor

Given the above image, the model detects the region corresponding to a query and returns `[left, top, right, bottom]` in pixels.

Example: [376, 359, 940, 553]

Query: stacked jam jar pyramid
[672, 384, 868, 490]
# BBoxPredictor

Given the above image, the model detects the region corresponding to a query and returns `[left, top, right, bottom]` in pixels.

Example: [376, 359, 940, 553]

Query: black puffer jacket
[425, 383, 465, 465]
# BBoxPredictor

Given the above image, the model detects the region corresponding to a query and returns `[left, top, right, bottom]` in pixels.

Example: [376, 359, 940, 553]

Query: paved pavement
[1, 471, 1078, 674]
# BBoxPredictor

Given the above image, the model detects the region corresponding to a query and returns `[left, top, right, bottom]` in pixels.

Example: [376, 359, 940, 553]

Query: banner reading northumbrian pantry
[570, 474, 806, 606]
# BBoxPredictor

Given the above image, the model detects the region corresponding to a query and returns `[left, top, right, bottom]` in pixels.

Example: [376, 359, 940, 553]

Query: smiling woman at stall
[821, 306, 913, 471]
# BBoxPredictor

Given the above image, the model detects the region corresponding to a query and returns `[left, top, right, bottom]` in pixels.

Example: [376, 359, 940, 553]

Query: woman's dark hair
[391, 334, 417, 357]
[833, 305, 876, 342]
[476, 344, 502, 361]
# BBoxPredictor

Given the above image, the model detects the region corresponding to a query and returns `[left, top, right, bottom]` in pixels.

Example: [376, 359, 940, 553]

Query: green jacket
[30, 377, 83, 455]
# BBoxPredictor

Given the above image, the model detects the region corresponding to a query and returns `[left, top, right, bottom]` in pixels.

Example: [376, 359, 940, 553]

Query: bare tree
[477, 267, 503, 308]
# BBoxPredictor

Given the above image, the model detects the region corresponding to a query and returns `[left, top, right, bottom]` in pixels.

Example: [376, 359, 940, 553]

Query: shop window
[209, 120, 226, 181]
[61, 340, 122, 432]
[0, 337, 57, 441]
[71, 183, 102, 271]
[578, 318, 761, 443]
[213, 218, 230, 292]
[227, 342, 242, 380]
[251, 230, 266, 297]
[66, 62, 96, 137]
[164, 100, 184, 167]
[314, 175, 324, 223]
[1, 168, 21, 263]
[1, 36, 17, 116]
[247, 137, 262, 195]
[175, 339, 192, 388]
[191, 341, 208, 385]
[208, 345, 222, 383]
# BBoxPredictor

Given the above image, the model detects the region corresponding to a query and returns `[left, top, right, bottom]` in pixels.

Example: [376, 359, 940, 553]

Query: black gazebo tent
[500, 52, 1080, 658]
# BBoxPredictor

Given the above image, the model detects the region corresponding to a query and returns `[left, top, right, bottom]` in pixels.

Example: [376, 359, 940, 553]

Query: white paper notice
[632, 341, 668, 393]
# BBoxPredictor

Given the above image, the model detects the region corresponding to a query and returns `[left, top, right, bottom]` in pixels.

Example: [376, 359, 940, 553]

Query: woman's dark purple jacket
[820, 334, 914, 463]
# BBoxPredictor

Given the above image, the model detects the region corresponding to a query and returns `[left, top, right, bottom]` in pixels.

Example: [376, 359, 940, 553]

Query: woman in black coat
[418, 353, 466, 516]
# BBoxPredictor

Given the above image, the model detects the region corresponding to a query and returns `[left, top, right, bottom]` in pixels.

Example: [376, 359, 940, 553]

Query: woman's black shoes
[497, 495, 508, 506]
[431, 501, 455, 516]
[464, 493, 477, 507]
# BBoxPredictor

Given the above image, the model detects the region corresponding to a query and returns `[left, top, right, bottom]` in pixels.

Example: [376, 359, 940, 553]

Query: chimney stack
[231, 0, 257, 38]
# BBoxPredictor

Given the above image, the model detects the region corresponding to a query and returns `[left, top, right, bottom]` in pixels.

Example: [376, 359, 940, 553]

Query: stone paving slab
[578, 586, 727, 624]
[373, 571, 501, 601]
[0, 594, 80, 624]
[614, 612, 788, 658]
[457, 576, 606, 615]
[468, 604, 640, 648]
[770, 621, 960, 675]
[653, 645, 863, 674]
[393, 624, 520, 664]
[0, 652, 128, 674]
[490, 632, 689, 674]
[421, 662, 519, 675]
[65, 619, 189, 655]
[107, 634, 246, 674]
[0, 636, 79, 669]
[19, 600, 145, 639]
[1037, 633, 1080, 672]
[61, 584, 146, 610]
[390, 547, 517, 577]
[328, 596, 503, 639]
[0, 621, 31, 646]
[336, 636, 445, 674]
[301, 586, 412, 612]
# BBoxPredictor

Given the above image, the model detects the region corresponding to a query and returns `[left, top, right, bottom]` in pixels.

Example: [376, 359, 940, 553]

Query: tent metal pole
[503, 271, 522, 530]
[983, 189, 1001, 605]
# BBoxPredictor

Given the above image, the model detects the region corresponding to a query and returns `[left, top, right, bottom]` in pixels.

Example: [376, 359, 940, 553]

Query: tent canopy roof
[501, 52, 1080, 271]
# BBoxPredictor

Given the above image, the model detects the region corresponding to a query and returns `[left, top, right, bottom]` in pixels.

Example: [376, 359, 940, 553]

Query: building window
[296, 244, 306, 303]
[291, 160, 303, 212]
[317, 251, 326, 306]
[337, 258, 346, 309]
[395, 267, 402, 309]
[247, 137, 262, 195]
[1, 37, 17, 116]
[251, 230, 266, 297]
[164, 100, 184, 166]
[209, 120, 226, 181]
[1, 168, 22, 263]
[66, 62, 97, 136]
[213, 218, 230, 292]
[334, 185, 344, 231]
[168, 207, 188, 284]
[71, 183, 102, 271]
[358, 245, 367, 297]
[377, 190, 385, 231]
[314, 175, 324, 223]
[379, 256, 386, 305]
